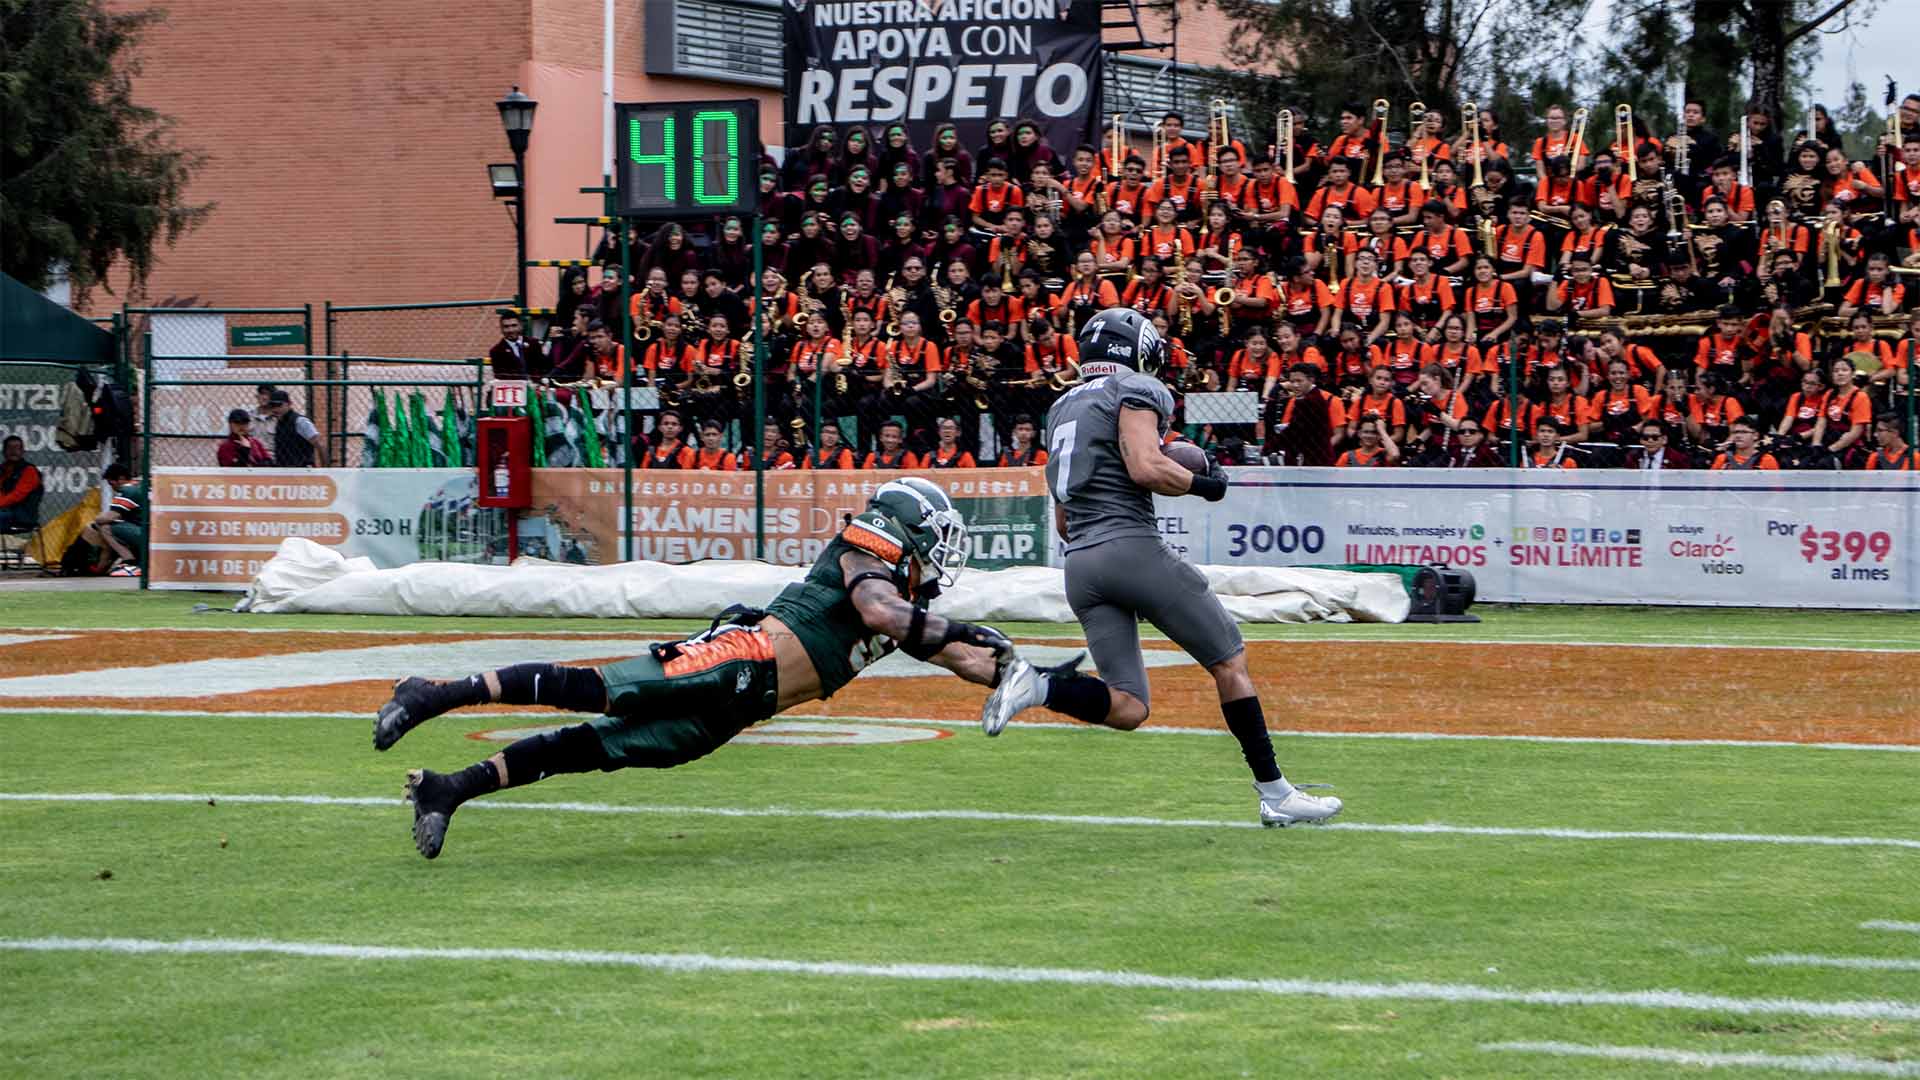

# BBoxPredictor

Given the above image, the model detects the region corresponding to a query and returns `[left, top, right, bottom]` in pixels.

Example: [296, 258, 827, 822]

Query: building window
[1104, 56, 1231, 137]
[644, 0, 783, 89]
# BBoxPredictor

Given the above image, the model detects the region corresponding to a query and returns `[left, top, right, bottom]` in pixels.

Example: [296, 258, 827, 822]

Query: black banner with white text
[782, 0, 1102, 156]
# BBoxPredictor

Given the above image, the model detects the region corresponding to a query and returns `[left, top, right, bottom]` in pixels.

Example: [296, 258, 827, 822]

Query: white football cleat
[1256, 784, 1344, 828]
[980, 657, 1044, 737]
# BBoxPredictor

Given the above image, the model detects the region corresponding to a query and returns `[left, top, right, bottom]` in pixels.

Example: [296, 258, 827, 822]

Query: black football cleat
[374, 678, 441, 751]
[404, 768, 458, 860]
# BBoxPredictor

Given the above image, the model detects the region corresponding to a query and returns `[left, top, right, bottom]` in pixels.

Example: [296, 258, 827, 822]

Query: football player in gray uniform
[980, 306, 1344, 827]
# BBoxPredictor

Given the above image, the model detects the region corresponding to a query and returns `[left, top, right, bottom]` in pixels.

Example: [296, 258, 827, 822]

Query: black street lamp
[495, 87, 538, 313]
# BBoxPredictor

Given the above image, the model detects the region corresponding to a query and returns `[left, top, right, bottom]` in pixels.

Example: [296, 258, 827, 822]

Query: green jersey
[764, 512, 914, 698]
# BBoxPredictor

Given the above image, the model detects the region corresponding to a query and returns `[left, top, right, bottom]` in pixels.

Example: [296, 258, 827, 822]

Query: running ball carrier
[982, 307, 1344, 827]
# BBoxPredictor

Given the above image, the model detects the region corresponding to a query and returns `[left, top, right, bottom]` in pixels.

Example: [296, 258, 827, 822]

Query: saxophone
[934, 283, 957, 325]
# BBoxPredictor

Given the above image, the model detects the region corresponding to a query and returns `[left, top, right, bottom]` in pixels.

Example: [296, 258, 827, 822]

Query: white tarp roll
[241, 538, 1411, 624]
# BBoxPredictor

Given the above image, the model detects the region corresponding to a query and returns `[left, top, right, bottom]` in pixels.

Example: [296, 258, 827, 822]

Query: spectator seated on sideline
[0, 435, 43, 533]
[217, 409, 273, 467]
[79, 463, 146, 577]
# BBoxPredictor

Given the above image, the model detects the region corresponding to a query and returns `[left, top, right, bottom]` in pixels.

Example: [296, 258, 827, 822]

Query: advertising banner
[528, 467, 1050, 571]
[782, 0, 1102, 155]
[0, 363, 107, 528]
[149, 468, 504, 589]
[1152, 468, 1920, 609]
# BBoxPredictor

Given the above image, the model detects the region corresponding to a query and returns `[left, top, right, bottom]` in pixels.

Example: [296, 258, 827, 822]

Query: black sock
[1044, 673, 1112, 726]
[416, 674, 490, 716]
[1221, 696, 1281, 783]
[498, 723, 608, 787]
[492, 663, 608, 712]
[442, 759, 502, 804]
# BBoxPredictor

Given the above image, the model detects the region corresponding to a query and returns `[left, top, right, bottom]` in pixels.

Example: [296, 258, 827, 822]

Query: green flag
[410, 393, 432, 467]
[526, 385, 547, 468]
[441, 390, 463, 469]
[577, 393, 603, 468]
[385, 403, 410, 469]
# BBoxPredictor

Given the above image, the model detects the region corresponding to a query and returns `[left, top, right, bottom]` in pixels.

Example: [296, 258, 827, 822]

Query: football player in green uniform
[374, 477, 1015, 859]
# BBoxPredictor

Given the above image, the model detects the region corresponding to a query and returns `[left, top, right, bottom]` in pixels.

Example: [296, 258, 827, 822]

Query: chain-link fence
[143, 362, 483, 471]
[325, 300, 512, 364]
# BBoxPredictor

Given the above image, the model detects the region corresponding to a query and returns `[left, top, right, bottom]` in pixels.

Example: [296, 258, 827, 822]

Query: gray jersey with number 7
[1043, 370, 1176, 555]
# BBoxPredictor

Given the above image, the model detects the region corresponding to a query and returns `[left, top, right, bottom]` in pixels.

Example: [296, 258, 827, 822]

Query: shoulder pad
[842, 512, 908, 566]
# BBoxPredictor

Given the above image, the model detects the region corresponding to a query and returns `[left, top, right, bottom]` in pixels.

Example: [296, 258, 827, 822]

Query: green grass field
[2, 592, 1917, 1078]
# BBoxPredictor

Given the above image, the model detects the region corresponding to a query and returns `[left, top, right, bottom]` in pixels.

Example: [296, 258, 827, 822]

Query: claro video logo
[1668, 524, 1741, 575]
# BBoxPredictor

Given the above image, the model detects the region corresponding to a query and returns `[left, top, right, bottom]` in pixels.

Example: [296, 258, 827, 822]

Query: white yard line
[4, 624, 1916, 652]
[2, 936, 1918, 1023]
[0, 708, 1913, 753]
[2, 791, 1916, 851]
[1483, 1041, 1920, 1076]
[1750, 954, 1920, 972]
[1863, 921, 1920, 934]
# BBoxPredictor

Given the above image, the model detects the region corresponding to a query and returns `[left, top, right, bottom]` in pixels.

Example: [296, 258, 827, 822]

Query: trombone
[1369, 98, 1392, 186]
[1409, 101, 1430, 191]
[1738, 113, 1752, 188]
[1277, 108, 1295, 184]
[1464, 101, 1484, 188]
[1151, 123, 1168, 181]
[1208, 97, 1232, 180]
[1567, 107, 1589, 174]
[1108, 113, 1126, 180]
[1616, 104, 1636, 182]
[1883, 106, 1901, 225]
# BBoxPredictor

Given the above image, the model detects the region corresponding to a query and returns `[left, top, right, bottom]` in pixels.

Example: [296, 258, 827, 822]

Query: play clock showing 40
[616, 99, 761, 218]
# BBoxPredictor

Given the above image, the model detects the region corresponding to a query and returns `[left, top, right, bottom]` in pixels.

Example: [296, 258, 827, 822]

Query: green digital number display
[625, 111, 675, 207]
[691, 109, 739, 206]
[617, 100, 759, 219]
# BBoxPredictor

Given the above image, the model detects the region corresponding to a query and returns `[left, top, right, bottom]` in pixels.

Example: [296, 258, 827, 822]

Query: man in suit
[1624, 420, 1692, 470]
[488, 313, 545, 379]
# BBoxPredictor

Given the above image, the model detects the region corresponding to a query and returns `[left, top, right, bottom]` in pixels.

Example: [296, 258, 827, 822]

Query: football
[1163, 440, 1212, 474]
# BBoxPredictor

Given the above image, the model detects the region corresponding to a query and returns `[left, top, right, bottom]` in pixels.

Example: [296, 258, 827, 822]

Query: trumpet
[1208, 97, 1231, 179]
[1464, 101, 1484, 188]
[1567, 106, 1589, 173]
[1212, 285, 1234, 336]
[1277, 108, 1295, 184]
[1409, 101, 1430, 191]
[1762, 200, 1792, 256]
[1370, 98, 1391, 186]
[1616, 104, 1636, 182]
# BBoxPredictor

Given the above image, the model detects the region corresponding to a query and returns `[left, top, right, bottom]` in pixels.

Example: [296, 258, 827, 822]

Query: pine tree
[1, 0, 211, 301]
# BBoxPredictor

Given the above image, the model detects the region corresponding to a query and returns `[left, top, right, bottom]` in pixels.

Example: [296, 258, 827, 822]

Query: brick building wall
[92, 0, 532, 315]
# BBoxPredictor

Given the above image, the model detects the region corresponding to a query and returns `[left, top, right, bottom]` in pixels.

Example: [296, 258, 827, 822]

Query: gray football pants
[1062, 535, 1245, 707]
